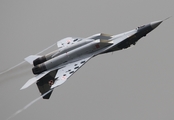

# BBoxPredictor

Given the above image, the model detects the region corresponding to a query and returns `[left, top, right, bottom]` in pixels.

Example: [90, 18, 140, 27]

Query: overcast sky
[0, 0, 174, 120]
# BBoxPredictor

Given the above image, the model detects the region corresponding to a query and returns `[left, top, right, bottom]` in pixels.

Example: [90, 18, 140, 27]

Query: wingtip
[20, 84, 29, 90]
[20, 83, 30, 90]
[20, 86, 26, 90]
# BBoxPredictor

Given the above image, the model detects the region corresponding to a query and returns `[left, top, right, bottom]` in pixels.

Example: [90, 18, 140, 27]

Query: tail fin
[36, 70, 58, 99]
[24, 55, 41, 65]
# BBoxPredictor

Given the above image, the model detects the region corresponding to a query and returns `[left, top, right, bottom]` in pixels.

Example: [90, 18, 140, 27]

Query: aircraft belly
[44, 40, 101, 71]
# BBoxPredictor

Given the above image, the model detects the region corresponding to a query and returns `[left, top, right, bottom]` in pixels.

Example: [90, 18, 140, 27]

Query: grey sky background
[0, 0, 174, 120]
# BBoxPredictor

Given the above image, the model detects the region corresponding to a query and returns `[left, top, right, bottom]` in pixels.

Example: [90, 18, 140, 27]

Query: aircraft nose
[150, 20, 163, 29]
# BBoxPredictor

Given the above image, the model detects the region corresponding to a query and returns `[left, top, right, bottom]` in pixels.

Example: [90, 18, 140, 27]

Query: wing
[21, 55, 93, 99]
[51, 55, 92, 89]
[35, 55, 92, 99]
[57, 37, 82, 48]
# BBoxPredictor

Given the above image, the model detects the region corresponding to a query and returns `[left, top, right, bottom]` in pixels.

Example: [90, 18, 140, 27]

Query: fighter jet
[21, 19, 164, 99]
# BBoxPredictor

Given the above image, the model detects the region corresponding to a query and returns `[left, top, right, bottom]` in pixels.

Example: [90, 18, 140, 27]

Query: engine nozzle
[33, 56, 46, 66]
[32, 64, 47, 74]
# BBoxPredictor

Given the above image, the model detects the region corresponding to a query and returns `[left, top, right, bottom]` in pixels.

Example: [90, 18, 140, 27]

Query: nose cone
[150, 20, 163, 29]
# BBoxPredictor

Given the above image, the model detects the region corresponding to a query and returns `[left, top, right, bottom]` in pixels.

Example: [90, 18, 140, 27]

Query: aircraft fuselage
[32, 20, 162, 75]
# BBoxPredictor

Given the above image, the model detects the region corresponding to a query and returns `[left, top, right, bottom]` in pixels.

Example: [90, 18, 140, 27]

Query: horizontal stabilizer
[25, 55, 41, 65]
[20, 71, 50, 90]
